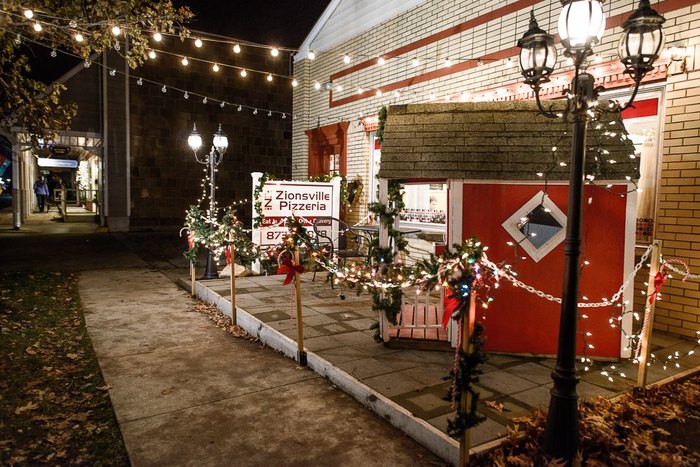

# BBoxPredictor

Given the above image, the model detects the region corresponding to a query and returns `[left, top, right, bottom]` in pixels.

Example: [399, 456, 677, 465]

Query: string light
[313, 81, 321, 90]
[74, 32, 83, 42]
[148, 49, 156, 59]
[181, 56, 188, 66]
[291, 79, 298, 87]
[444, 57, 452, 67]
[33, 22, 42, 32]
[270, 47, 279, 57]
[212, 63, 219, 72]
[202, 96, 207, 104]
[184, 91, 189, 99]
[161, 85, 167, 92]
[308, 50, 316, 60]
[111, 25, 121, 36]
[194, 38, 203, 48]
[377, 57, 385, 65]
[153, 32, 162, 42]
[240, 69, 247, 77]
[343, 54, 351, 64]
[23, 9, 33, 19]
[411, 57, 420, 67]
[267, 73, 273, 82]
[233, 43, 241, 53]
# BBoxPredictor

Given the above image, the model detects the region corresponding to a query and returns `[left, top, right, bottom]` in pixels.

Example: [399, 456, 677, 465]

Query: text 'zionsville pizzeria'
[264, 190, 331, 211]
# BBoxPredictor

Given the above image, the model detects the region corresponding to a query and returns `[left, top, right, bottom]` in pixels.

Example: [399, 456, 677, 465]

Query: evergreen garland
[447, 322, 488, 438]
[376, 105, 388, 144]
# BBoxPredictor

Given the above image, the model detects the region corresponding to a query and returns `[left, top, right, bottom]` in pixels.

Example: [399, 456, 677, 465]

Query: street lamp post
[517, 0, 665, 462]
[188, 123, 229, 280]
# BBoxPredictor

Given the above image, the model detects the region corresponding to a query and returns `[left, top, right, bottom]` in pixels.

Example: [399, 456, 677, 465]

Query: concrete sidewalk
[192, 273, 700, 464]
[79, 268, 443, 466]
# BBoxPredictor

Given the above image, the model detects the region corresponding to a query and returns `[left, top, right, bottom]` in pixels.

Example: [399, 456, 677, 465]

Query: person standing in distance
[33, 175, 49, 213]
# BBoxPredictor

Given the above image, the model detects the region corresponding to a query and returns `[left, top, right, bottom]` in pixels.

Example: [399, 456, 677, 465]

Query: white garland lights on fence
[184, 210, 700, 382]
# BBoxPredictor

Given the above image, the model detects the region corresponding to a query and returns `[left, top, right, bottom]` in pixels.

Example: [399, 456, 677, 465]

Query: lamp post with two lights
[517, 0, 665, 462]
[188, 123, 229, 279]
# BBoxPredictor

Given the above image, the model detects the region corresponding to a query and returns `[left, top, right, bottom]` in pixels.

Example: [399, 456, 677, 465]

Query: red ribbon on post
[442, 287, 462, 329]
[648, 271, 667, 305]
[278, 257, 305, 286]
[187, 233, 195, 249]
[225, 247, 232, 265]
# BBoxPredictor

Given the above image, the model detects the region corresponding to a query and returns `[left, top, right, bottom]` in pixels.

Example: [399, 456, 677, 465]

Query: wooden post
[294, 247, 307, 366]
[459, 292, 477, 467]
[636, 239, 662, 388]
[190, 261, 196, 297]
[229, 237, 237, 326]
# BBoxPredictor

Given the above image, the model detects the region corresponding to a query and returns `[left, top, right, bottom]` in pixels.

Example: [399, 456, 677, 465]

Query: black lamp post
[517, 0, 664, 462]
[188, 123, 229, 280]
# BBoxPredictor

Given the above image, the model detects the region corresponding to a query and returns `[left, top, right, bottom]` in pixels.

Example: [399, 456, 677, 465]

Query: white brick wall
[292, 0, 700, 335]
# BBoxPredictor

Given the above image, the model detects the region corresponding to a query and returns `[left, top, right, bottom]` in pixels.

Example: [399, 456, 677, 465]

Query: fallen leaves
[473, 374, 700, 466]
[190, 301, 251, 340]
[14, 401, 39, 415]
[0, 272, 128, 465]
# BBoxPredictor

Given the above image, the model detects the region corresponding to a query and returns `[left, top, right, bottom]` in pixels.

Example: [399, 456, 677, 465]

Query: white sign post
[251, 172, 341, 272]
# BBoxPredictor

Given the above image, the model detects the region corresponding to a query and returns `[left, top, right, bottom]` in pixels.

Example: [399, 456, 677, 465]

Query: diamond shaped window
[502, 191, 567, 262]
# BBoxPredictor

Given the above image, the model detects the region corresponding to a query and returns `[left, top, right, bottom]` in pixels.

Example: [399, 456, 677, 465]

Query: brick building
[291, 0, 700, 340]
[10, 35, 293, 230]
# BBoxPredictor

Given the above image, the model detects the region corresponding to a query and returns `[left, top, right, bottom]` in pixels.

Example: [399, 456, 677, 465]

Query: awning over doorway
[379, 102, 637, 181]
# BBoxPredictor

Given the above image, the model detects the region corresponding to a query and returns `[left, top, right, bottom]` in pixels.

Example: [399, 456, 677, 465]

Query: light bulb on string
[237, 105, 242, 111]
[411, 57, 420, 67]
[33, 22, 42, 32]
[148, 49, 156, 59]
[153, 32, 162, 42]
[24, 9, 34, 19]
[137, 77, 143, 85]
[271, 47, 279, 57]
[376, 89, 382, 96]
[377, 56, 385, 65]
[111, 25, 121, 36]
[291, 79, 298, 87]
[50, 49, 57, 58]
[313, 81, 321, 90]
[240, 69, 247, 77]
[181, 56, 189, 66]
[308, 50, 316, 60]
[357, 87, 363, 94]
[109, 69, 116, 76]
[267, 73, 273, 82]
[268, 111, 272, 117]
[74, 32, 84, 42]
[233, 43, 241, 53]
[343, 54, 351, 64]
[212, 63, 219, 72]
[220, 101, 225, 108]
[202, 96, 207, 104]
[184, 91, 189, 99]
[253, 109, 258, 115]
[194, 38, 202, 48]
[444, 57, 452, 67]
[161, 85, 167, 93]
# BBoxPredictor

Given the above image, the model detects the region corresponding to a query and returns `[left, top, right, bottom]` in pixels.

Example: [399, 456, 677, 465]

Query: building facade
[10, 36, 294, 230]
[291, 0, 700, 339]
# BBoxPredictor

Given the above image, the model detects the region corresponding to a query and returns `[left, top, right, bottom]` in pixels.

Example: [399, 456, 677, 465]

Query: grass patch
[0, 272, 128, 465]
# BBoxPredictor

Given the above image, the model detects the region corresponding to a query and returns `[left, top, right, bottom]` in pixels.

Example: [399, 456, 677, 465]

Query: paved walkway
[194, 274, 700, 461]
[79, 268, 442, 466]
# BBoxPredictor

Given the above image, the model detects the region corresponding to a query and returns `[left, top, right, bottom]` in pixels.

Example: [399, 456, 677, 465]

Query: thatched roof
[379, 101, 638, 181]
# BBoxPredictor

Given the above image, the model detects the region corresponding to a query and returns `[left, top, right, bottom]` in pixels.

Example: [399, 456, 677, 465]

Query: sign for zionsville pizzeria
[251, 172, 341, 247]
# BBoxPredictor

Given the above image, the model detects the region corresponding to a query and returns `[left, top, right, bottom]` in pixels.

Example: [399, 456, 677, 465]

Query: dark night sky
[174, 0, 331, 47]
[29, 0, 331, 83]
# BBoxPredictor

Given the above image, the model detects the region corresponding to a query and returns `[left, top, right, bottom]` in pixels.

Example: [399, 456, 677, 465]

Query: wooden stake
[294, 248, 307, 366]
[229, 238, 237, 326]
[459, 292, 477, 467]
[190, 261, 196, 297]
[636, 239, 662, 389]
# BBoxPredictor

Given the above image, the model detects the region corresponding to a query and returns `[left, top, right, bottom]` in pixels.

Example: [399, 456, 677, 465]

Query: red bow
[187, 233, 195, 249]
[442, 287, 462, 329]
[648, 271, 667, 305]
[278, 258, 304, 285]
[225, 247, 232, 265]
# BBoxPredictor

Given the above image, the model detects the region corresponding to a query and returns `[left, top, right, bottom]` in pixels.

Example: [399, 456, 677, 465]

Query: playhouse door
[461, 182, 630, 358]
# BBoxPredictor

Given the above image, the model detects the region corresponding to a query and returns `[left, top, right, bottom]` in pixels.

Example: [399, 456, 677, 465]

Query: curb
[187, 279, 461, 465]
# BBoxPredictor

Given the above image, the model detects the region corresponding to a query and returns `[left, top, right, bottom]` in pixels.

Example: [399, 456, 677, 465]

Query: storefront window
[399, 182, 447, 232]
